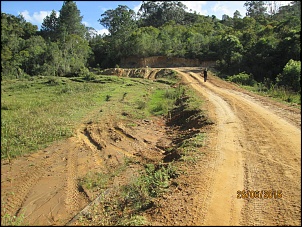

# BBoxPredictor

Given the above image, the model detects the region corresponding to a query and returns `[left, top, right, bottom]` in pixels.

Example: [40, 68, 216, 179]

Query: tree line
[1, 1, 300, 92]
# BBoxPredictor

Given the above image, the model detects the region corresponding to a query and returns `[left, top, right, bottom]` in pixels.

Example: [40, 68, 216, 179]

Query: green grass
[1, 75, 177, 160]
[1, 212, 27, 226]
[148, 86, 183, 116]
[241, 84, 301, 107]
[178, 132, 206, 164]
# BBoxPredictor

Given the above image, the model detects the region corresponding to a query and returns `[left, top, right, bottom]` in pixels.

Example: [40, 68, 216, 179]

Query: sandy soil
[1, 67, 301, 226]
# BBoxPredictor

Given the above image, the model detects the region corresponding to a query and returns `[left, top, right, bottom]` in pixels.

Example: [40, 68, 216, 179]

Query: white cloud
[19, 10, 54, 25]
[181, 1, 207, 15]
[210, 1, 246, 19]
[212, 1, 233, 16]
[97, 28, 109, 36]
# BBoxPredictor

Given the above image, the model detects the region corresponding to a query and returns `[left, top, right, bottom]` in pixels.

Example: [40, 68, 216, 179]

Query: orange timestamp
[237, 190, 282, 199]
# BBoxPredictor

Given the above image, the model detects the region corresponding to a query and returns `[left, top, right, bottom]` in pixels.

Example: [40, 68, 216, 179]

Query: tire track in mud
[1, 149, 63, 218]
[76, 122, 142, 169]
[1, 123, 105, 225]
[64, 138, 82, 216]
[177, 69, 300, 226]
[76, 126, 106, 171]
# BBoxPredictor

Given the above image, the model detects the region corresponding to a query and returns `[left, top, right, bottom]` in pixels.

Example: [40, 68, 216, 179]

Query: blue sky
[1, 1, 292, 35]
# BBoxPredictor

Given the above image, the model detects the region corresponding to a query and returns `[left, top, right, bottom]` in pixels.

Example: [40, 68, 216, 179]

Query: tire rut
[65, 139, 81, 215]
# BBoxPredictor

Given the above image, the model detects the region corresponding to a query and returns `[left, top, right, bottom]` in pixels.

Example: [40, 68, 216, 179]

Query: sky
[1, 1, 293, 36]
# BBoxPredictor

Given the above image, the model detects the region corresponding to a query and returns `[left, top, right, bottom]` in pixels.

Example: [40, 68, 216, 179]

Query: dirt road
[1, 67, 301, 226]
[166, 68, 301, 226]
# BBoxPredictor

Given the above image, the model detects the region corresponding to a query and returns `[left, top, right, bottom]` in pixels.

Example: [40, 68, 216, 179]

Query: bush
[227, 72, 257, 86]
[276, 59, 301, 92]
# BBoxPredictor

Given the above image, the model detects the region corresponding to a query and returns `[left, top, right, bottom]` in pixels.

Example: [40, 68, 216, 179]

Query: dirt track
[1, 68, 301, 226]
[166, 68, 301, 225]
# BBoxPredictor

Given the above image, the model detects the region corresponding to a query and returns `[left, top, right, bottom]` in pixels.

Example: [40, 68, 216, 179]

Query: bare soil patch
[1, 115, 171, 225]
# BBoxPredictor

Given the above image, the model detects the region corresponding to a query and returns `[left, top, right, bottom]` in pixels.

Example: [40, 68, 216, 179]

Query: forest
[1, 1, 301, 92]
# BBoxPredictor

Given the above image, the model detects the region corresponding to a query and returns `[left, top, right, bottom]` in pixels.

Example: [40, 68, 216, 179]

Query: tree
[59, 34, 92, 76]
[85, 26, 98, 41]
[244, 1, 267, 18]
[98, 5, 138, 66]
[137, 1, 187, 27]
[1, 13, 29, 78]
[19, 36, 47, 75]
[233, 10, 242, 19]
[58, 1, 86, 38]
[127, 26, 161, 57]
[98, 5, 137, 36]
[217, 35, 244, 74]
[41, 10, 59, 41]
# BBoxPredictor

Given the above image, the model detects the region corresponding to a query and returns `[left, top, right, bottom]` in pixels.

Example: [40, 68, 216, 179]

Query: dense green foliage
[1, 1, 301, 92]
[226, 72, 257, 86]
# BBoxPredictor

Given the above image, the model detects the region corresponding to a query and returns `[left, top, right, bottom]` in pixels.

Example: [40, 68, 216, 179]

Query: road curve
[173, 68, 301, 226]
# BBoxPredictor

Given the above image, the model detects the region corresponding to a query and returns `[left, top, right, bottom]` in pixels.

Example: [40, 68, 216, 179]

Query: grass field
[1, 74, 182, 160]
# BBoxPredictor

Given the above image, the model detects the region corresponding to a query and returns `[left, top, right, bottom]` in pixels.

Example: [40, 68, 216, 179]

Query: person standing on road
[203, 68, 208, 82]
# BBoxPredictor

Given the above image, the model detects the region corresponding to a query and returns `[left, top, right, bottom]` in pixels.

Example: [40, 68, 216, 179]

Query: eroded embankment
[67, 92, 211, 226]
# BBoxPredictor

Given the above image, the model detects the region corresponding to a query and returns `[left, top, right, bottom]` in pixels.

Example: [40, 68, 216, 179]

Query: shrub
[276, 59, 301, 92]
[227, 72, 257, 86]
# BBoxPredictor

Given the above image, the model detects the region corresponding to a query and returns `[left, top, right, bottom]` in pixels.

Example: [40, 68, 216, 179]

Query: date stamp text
[237, 190, 282, 199]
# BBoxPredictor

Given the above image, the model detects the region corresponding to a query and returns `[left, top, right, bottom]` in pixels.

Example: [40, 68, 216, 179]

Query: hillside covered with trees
[1, 1, 301, 92]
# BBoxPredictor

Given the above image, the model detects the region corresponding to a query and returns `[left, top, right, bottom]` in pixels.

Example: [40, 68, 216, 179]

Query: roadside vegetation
[224, 59, 301, 106]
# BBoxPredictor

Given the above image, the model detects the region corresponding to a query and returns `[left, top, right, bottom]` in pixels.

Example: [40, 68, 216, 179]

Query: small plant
[120, 92, 127, 101]
[59, 84, 73, 94]
[79, 172, 110, 192]
[1, 212, 26, 226]
[105, 94, 111, 101]
[178, 133, 206, 164]
[136, 100, 146, 110]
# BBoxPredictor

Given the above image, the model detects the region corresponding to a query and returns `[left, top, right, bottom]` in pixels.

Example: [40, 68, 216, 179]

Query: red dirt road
[167, 68, 301, 226]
